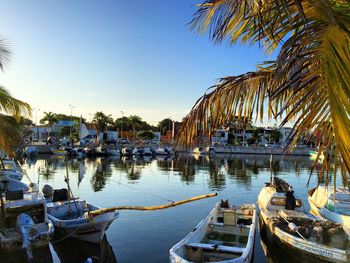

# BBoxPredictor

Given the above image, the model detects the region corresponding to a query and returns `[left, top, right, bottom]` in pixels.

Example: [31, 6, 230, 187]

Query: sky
[0, 0, 273, 125]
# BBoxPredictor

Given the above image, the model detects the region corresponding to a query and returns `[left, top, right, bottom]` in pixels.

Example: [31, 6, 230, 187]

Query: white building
[211, 129, 228, 145]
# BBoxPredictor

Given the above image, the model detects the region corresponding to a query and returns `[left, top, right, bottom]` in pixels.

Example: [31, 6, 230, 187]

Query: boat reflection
[51, 235, 117, 263]
[0, 245, 53, 263]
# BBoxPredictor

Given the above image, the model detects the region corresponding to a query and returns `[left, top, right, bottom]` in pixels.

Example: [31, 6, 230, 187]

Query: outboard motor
[16, 213, 36, 260]
[42, 184, 54, 200]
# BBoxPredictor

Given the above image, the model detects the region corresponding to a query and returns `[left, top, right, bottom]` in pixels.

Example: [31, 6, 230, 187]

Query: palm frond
[190, 0, 307, 52]
[0, 86, 31, 119]
[0, 35, 10, 71]
[178, 69, 274, 145]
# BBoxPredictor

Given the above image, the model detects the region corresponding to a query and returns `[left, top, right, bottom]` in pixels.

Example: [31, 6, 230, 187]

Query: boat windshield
[270, 197, 303, 208]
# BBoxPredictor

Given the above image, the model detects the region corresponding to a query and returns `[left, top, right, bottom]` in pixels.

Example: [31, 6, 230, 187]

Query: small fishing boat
[43, 187, 118, 243]
[308, 186, 350, 235]
[0, 181, 54, 258]
[258, 178, 350, 263]
[0, 160, 23, 181]
[51, 146, 75, 156]
[170, 200, 257, 263]
[24, 146, 38, 157]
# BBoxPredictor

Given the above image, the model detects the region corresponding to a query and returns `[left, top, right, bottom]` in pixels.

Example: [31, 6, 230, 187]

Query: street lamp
[69, 104, 75, 140]
[33, 108, 40, 141]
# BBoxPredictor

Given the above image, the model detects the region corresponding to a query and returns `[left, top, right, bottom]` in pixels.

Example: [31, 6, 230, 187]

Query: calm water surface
[8, 154, 339, 263]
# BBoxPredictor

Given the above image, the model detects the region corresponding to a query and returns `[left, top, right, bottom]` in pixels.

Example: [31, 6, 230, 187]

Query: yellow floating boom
[89, 193, 217, 216]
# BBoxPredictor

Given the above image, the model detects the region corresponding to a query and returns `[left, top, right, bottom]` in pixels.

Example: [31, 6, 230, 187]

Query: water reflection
[0, 246, 53, 263]
[52, 235, 117, 263]
[18, 154, 318, 193]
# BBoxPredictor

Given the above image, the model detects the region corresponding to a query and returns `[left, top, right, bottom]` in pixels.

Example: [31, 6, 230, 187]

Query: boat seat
[186, 243, 244, 254]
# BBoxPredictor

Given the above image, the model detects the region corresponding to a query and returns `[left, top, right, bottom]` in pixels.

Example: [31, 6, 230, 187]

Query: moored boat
[0, 182, 54, 258]
[170, 200, 256, 263]
[43, 187, 118, 243]
[308, 186, 350, 235]
[258, 178, 350, 263]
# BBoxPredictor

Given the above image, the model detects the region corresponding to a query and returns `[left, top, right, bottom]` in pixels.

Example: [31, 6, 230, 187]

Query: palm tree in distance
[178, 1, 350, 183]
[128, 115, 143, 140]
[0, 37, 31, 154]
[40, 111, 57, 126]
[92, 112, 113, 133]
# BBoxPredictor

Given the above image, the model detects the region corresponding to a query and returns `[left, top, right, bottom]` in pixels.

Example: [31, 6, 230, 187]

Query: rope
[93, 172, 174, 203]
[50, 225, 84, 244]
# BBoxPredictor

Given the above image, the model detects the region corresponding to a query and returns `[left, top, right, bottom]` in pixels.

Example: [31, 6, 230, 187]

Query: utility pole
[69, 104, 75, 140]
[33, 108, 40, 141]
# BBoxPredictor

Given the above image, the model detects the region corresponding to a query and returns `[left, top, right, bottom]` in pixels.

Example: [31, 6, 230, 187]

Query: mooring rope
[92, 172, 174, 203]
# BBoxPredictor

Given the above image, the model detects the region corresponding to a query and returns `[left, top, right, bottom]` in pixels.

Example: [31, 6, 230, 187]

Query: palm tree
[92, 112, 113, 133]
[40, 111, 57, 126]
[0, 38, 31, 154]
[128, 115, 142, 139]
[179, 1, 350, 183]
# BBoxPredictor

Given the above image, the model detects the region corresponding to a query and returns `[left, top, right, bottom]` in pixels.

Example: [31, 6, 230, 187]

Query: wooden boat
[45, 191, 118, 243]
[0, 160, 23, 181]
[258, 178, 350, 263]
[0, 184, 54, 256]
[169, 201, 257, 263]
[308, 186, 350, 235]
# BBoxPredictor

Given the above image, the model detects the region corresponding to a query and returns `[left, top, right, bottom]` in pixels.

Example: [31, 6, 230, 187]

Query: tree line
[39, 111, 176, 135]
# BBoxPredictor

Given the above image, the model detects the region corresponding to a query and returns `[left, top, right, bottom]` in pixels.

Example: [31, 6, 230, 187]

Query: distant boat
[155, 147, 173, 155]
[170, 201, 257, 263]
[0, 160, 23, 181]
[308, 186, 350, 235]
[258, 178, 349, 262]
[24, 146, 38, 157]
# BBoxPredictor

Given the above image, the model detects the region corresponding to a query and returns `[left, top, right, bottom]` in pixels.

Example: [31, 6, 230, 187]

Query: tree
[0, 39, 31, 154]
[178, 1, 350, 183]
[40, 111, 57, 125]
[92, 112, 113, 132]
[137, 130, 154, 140]
[158, 118, 172, 135]
[128, 115, 143, 139]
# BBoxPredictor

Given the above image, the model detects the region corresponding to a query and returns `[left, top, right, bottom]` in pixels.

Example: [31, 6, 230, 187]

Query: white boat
[155, 147, 173, 155]
[308, 186, 350, 235]
[121, 147, 133, 156]
[143, 147, 153, 156]
[73, 147, 86, 159]
[192, 147, 206, 155]
[0, 183, 54, 256]
[0, 160, 23, 181]
[170, 201, 257, 263]
[45, 189, 118, 243]
[24, 146, 38, 156]
[132, 147, 144, 156]
[258, 178, 350, 263]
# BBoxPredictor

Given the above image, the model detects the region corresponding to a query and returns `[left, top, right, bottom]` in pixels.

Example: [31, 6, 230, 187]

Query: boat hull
[170, 203, 256, 263]
[260, 209, 348, 263]
[309, 196, 350, 236]
[49, 211, 118, 243]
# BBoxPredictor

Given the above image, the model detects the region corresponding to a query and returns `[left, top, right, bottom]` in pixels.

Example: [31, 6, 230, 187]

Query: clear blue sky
[0, 0, 273, 125]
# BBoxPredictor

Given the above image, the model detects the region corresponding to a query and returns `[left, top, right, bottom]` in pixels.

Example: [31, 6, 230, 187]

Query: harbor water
[3, 153, 339, 263]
